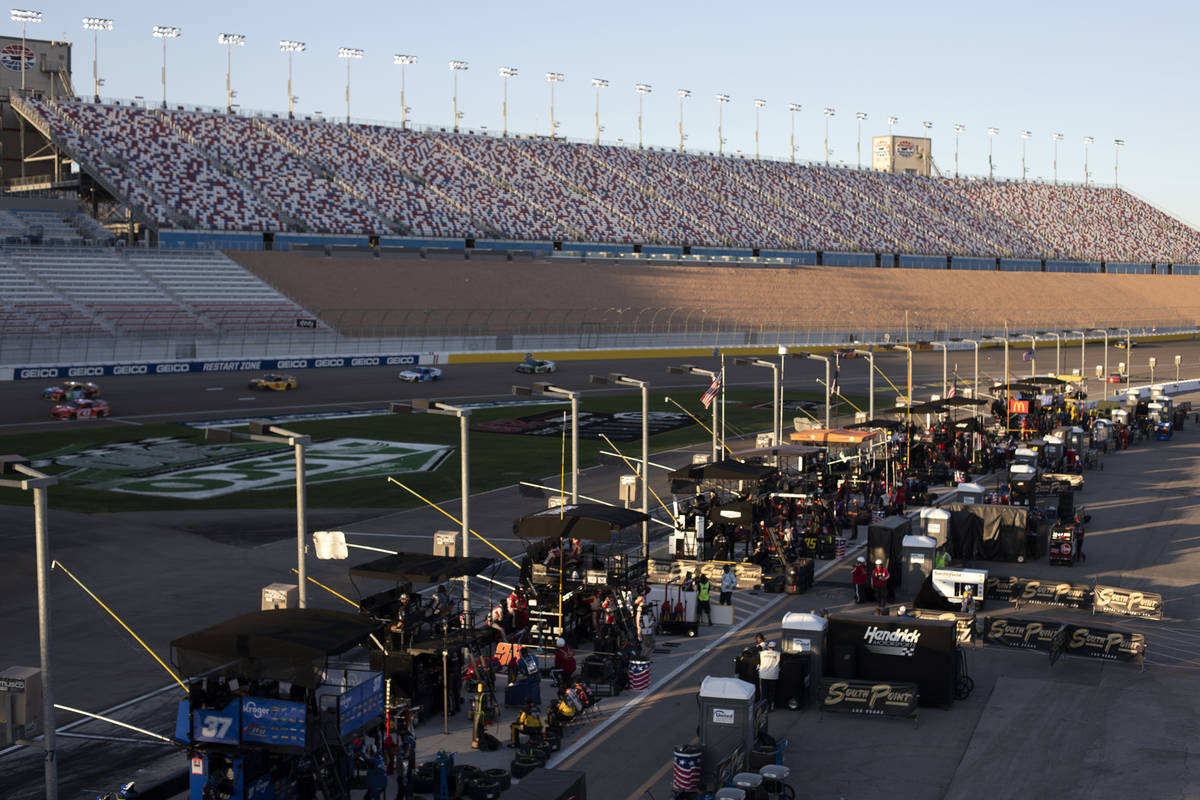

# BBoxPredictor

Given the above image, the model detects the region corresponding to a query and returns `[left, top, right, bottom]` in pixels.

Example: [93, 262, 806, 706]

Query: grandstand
[12, 96, 1200, 264]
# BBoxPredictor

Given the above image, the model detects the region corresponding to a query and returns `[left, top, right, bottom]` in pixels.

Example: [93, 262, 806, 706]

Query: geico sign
[350, 357, 380, 366]
[112, 365, 149, 375]
[68, 366, 105, 377]
[155, 363, 190, 373]
[20, 368, 59, 378]
[314, 358, 344, 367]
[386, 356, 416, 365]
[276, 360, 308, 369]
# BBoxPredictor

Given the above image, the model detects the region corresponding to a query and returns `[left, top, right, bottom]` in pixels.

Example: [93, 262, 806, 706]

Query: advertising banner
[817, 679, 919, 718]
[192, 698, 241, 746]
[911, 609, 977, 644]
[338, 673, 385, 740]
[985, 618, 1146, 665]
[1014, 580, 1093, 610]
[828, 616, 957, 707]
[983, 617, 1064, 652]
[1091, 585, 1163, 620]
[985, 575, 1023, 602]
[240, 697, 307, 749]
[9, 354, 422, 380]
[1064, 625, 1147, 664]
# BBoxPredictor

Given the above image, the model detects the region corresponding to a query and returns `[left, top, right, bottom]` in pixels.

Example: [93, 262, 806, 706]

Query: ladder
[313, 718, 350, 800]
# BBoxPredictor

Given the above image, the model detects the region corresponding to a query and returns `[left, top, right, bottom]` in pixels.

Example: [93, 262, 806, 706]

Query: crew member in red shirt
[871, 559, 890, 613]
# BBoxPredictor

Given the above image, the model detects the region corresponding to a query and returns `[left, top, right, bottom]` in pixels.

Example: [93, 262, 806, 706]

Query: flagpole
[719, 353, 727, 456]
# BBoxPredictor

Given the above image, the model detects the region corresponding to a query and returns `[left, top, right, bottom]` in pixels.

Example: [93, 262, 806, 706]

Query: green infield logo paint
[34, 436, 451, 499]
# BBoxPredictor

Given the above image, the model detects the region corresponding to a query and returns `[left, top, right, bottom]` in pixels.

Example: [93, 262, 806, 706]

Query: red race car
[51, 398, 111, 420]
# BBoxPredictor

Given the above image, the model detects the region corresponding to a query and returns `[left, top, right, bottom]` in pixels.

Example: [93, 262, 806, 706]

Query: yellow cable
[385, 477, 520, 567]
[290, 570, 359, 608]
[598, 433, 673, 518]
[663, 396, 737, 455]
[51, 560, 187, 692]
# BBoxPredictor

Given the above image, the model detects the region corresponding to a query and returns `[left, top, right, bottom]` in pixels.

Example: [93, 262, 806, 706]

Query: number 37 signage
[193, 698, 240, 745]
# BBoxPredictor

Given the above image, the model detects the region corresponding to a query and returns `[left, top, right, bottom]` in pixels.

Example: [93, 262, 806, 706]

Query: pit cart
[1048, 511, 1086, 566]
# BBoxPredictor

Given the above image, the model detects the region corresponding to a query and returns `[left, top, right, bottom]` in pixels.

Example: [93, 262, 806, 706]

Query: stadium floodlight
[11, 9, 41, 93]
[822, 107, 835, 167]
[1114, 138, 1125, 188]
[338, 47, 364, 125]
[449, 59, 468, 132]
[635, 82, 652, 149]
[887, 114, 898, 133]
[545, 71, 564, 138]
[677, 88, 690, 153]
[1083, 135, 1094, 186]
[279, 40, 305, 118]
[716, 93, 731, 155]
[152, 27, 180, 109]
[498, 65, 518, 136]
[987, 126, 1000, 180]
[592, 77, 608, 145]
[788, 103, 801, 163]
[393, 54, 417, 128]
[753, 98, 767, 160]
[1019, 129, 1032, 183]
[1051, 132, 1064, 185]
[217, 33, 245, 114]
[82, 17, 113, 104]
[953, 123, 965, 177]
[855, 111, 868, 169]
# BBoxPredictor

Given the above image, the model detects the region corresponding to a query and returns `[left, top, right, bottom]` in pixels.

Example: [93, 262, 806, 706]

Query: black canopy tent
[845, 418, 903, 430]
[348, 553, 497, 583]
[513, 503, 650, 542]
[668, 459, 772, 494]
[171, 609, 384, 689]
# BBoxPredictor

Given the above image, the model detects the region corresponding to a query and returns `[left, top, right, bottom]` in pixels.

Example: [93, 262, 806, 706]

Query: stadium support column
[14, 10, 42, 181]
[1020, 130, 1031, 182]
[1052, 132, 1063, 186]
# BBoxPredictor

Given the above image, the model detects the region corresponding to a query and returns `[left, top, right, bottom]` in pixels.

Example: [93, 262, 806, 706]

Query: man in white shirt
[757, 641, 781, 711]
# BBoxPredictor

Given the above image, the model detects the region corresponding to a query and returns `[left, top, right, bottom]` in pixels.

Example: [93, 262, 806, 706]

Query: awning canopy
[731, 444, 822, 458]
[513, 503, 650, 542]
[348, 553, 497, 583]
[845, 419, 902, 430]
[788, 428, 880, 444]
[667, 459, 773, 494]
[171, 609, 383, 688]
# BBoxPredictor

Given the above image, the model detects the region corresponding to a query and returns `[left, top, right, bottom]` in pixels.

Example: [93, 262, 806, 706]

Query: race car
[833, 348, 861, 359]
[51, 398, 111, 420]
[398, 366, 443, 383]
[516, 358, 557, 374]
[43, 381, 101, 401]
[247, 374, 298, 391]
[1113, 339, 1138, 349]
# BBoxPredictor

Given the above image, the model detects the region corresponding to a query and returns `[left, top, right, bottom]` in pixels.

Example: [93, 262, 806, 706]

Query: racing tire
[467, 777, 501, 800]
[454, 764, 481, 787]
[511, 755, 539, 778]
[483, 768, 511, 790]
[411, 763, 437, 793]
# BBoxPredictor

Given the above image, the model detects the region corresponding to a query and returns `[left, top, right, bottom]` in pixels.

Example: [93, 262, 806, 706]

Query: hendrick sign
[1092, 585, 1163, 620]
[818, 679, 918, 718]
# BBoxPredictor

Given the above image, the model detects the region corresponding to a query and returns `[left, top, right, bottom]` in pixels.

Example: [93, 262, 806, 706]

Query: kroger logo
[242, 700, 272, 720]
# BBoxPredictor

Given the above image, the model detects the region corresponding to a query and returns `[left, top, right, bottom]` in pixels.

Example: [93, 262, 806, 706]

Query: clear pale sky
[29, 0, 1199, 226]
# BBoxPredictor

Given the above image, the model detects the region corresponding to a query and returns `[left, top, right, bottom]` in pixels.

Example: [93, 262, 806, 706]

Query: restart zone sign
[470, 410, 694, 441]
[31, 435, 451, 499]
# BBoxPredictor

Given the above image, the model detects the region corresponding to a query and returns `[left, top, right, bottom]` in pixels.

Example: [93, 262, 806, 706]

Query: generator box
[261, 583, 299, 610]
[433, 530, 458, 557]
[0, 666, 42, 745]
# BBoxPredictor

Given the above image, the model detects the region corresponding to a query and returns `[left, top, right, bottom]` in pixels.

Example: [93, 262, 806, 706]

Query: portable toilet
[919, 506, 951, 547]
[1112, 407, 1129, 425]
[1013, 447, 1038, 469]
[1092, 419, 1112, 451]
[1009, 464, 1037, 505]
[1147, 403, 1165, 423]
[956, 482, 986, 506]
[781, 611, 828, 704]
[901, 534, 937, 590]
[698, 676, 758, 787]
[1042, 435, 1064, 471]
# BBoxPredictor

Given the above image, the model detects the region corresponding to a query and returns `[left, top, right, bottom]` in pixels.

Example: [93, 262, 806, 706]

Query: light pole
[11, 9, 40, 93]
[592, 77, 608, 145]
[950, 338, 981, 419]
[932, 341, 950, 396]
[1051, 132, 1063, 186]
[83, 17, 113, 103]
[1089, 328, 1109, 399]
[823, 107, 835, 166]
[888, 115, 898, 171]
[1175, 355, 1182, 384]
[1066, 330, 1087, 379]
[151, 26, 181, 110]
[1083, 136, 1094, 186]
[983, 335, 1011, 431]
[716, 93, 730, 155]
[393, 401, 472, 612]
[1037, 330, 1062, 374]
[799, 353, 832, 428]
[1114, 139, 1125, 188]
[736, 358, 781, 446]
[1117, 327, 1132, 389]
[590, 374, 650, 557]
[1020, 130, 1031, 182]
[279, 40, 304, 118]
[953, 123, 964, 178]
[204, 422, 311, 607]
[855, 111, 867, 169]
[1018, 333, 1038, 378]
[677, 88, 690, 153]
[668, 364, 720, 461]
[753, 98, 767, 159]
[497, 65, 518, 137]
[788, 103, 801, 164]
[217, 32, 245, 113]
[513, 383, 579, 501]
[0, 456, 58, 800]
[853, 348, 876, 420]
[636, 83, 652, 149]
[394, 54, 417, 129]
[338, 47, 363, 125]
[546, 71, 564, 138]
[988, 127, 999, 180]
[1149, 357, 1156, 387]
[449, 59, 468, 132]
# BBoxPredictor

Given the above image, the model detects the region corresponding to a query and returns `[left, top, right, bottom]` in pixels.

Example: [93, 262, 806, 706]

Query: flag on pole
[1021, 350, 1035, 362]
[831, 365, 840, 397]
[946, 381, 957, 399]
[700, 374, 722, 409]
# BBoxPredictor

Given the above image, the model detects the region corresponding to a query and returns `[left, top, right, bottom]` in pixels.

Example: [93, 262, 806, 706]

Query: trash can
[919, 507, 950, 547]
[697, 676, 757, 788]
[672, 745, 703, 793]
[901, 534, 936, 590]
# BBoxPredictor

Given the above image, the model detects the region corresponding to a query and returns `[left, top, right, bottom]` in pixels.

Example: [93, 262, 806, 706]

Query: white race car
[399, 366, 443, 383]
[516, 358, 557, 374]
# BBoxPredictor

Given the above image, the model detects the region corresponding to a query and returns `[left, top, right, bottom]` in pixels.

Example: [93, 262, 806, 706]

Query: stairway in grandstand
[0, 247, 321, 337]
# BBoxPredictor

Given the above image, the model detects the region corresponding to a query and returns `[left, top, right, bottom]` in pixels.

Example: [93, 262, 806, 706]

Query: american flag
[700, 373, 722, 409]
[946, 381, 957, 399]
[1021, 349, 1035, 362]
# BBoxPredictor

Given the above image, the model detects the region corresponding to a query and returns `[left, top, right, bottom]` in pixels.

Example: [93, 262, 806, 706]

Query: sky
[23, 0, 1200, 226]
